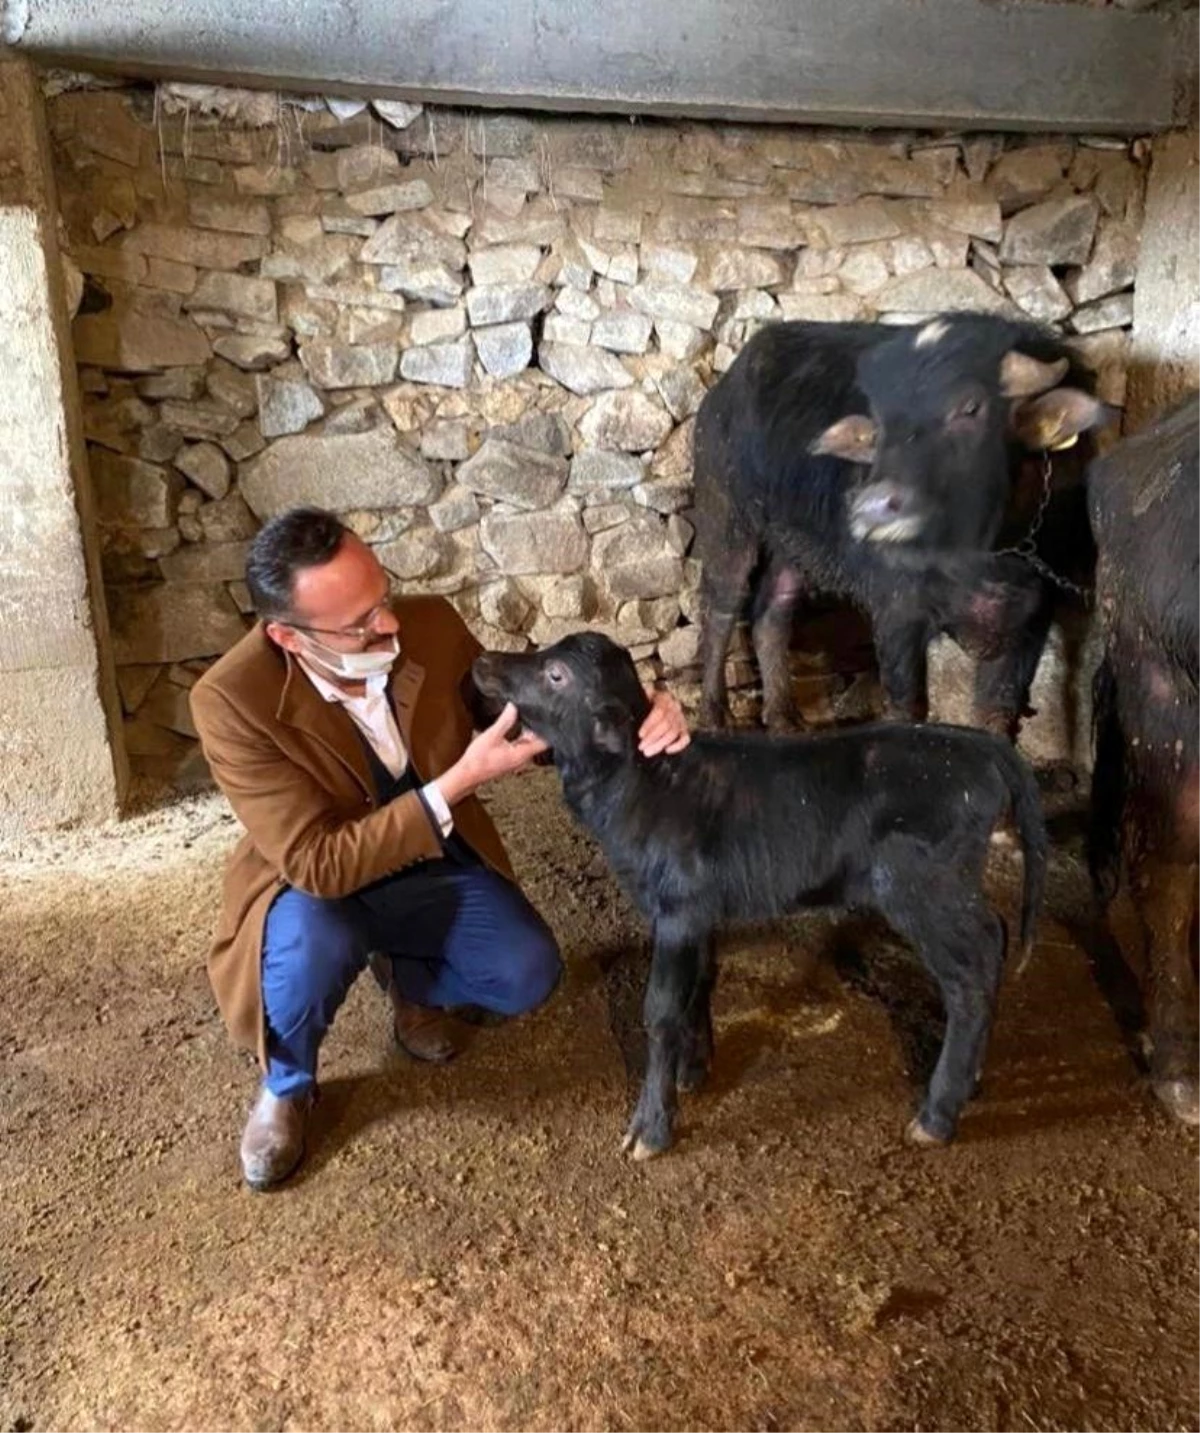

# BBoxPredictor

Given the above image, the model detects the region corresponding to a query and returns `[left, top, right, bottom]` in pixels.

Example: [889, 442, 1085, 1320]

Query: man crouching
[191, 507, 689, 1190]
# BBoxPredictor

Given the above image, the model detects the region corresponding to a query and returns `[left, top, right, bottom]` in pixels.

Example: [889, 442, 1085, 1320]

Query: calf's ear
[1010, 388, 1116, 450]
[810, 414, 877, 463]
[460, 671, 504, 731]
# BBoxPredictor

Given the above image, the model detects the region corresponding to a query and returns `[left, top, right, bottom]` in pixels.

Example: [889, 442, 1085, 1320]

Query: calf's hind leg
[624, 926, 707, 1159]
[873, 853, 1005, 1143]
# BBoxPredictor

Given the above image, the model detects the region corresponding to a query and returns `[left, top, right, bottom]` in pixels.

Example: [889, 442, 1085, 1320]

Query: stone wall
[46, 81, 1150, 780]
[0, 59, 127, 834]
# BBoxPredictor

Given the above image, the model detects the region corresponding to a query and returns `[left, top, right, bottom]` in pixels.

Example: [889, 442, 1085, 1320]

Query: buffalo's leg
[624, 927, 706, 1159]
[753, 565, 805, 733]
[872, 605, 931, 723]
[973, 592, 1054, 740]
[698, 540, 758, 730]
[1134, 856, 1200, 1125]
[676, 937, 718, 1093]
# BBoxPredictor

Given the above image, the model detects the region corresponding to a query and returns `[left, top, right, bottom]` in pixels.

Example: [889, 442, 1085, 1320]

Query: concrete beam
[4, 0, 1192, 135]
[1127, 129, 1200, 431]
[0, 56, 128, 833]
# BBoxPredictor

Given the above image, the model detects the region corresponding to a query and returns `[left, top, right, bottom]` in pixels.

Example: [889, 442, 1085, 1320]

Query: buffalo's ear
[810, 414, 877, 463]
[592, 703, 634, 755]
[1010, 388, 1116, 450]
[999, 351, 1070, 398]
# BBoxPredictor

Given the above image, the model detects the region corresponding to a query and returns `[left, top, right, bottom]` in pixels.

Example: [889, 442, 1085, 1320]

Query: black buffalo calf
[473, 632, 1047, 1158]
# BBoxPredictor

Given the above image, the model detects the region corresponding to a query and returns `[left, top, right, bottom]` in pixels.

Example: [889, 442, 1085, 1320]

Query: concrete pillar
[1127, 129, 1200, 430]
[0, 57, 128, 834]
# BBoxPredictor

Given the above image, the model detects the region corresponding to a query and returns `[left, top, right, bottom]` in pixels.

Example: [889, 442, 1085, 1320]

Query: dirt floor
[1, 764, 1196, 1433]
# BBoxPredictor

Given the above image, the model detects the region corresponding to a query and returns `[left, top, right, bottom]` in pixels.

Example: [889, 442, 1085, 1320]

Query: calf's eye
[546, 664, 567, 686]
[955, 398, 982, 419]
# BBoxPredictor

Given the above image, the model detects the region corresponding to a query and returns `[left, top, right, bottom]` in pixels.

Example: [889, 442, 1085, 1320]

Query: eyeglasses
[285, 599, 393, 649]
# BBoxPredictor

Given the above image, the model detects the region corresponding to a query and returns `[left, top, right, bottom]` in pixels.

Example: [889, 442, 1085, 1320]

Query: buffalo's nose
[852, 484, 904, 524]
[849, 483, 927, 543]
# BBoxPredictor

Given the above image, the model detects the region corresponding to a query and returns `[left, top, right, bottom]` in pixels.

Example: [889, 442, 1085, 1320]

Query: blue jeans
[261, 860, 561, 1097]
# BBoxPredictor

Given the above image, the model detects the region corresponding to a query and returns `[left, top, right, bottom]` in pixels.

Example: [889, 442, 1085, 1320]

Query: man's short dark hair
[245, 507, 348, 621]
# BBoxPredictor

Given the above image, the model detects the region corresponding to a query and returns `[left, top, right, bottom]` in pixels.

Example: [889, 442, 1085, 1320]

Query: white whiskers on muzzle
[850, 512, 927, 543]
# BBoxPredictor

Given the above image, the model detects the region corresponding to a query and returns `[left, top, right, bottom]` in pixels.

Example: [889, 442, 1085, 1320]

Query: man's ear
[265, 618, 301, 655]
[592, 703, 634, 754]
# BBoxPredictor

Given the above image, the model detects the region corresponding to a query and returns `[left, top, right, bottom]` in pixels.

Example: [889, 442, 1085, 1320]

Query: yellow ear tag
[1048, 432, 1079, 451]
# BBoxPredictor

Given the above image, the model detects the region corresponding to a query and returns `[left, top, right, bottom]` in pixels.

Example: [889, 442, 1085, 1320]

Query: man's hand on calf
[437, 703, 549, 807]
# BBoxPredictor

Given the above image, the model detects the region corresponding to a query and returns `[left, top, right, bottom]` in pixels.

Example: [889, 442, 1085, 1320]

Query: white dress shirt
[297, 658, 454, 837]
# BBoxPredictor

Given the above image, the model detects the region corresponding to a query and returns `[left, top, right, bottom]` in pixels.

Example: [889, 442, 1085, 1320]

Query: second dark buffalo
[694, 311, 1112, 735]
[473, 632, 1047, 1159]
[1088, 393, 1199, 1127]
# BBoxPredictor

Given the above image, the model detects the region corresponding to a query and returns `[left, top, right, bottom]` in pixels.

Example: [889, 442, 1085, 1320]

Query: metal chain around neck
[994, 449, 1094, 607]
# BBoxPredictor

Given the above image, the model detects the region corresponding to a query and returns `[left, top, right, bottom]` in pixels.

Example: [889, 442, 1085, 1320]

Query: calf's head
[472, 632, 651, 766]
[812, 315, 1110, 551]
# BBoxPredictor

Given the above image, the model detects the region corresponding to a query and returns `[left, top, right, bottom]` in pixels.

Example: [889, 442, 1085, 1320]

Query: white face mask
[301, 633, 400, 682]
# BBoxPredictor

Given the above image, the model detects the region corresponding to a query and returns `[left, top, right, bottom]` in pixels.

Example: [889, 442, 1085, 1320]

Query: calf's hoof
[1152, 1078, 1200, 1127]
[621, 1112, 673, 1161]
[905, 1116, 953, 1148]
[621, 1129, 670, 1161]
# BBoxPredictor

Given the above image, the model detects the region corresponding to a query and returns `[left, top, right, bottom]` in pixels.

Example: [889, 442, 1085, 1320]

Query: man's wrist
[438, 756, 476, 808]
[421, 780, 454, 837]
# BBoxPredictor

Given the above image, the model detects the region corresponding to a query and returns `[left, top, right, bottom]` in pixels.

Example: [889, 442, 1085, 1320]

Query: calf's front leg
[676, 937, 718, 1093]
[624, 928, 706, 1160]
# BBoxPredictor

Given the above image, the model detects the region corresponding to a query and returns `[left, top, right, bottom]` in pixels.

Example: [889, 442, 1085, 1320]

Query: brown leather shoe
[392, 995, 460, 1063]
[239, 1087, 313, 1191]
[367, 951, 460, 1063]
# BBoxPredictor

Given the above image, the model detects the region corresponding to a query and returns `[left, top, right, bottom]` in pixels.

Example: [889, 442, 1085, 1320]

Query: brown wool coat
[189, 595, 516, 1065]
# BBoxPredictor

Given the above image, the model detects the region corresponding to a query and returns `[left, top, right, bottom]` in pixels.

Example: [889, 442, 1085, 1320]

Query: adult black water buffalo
[1088, 393, 1199, 1126]
[694, 312, 1111, 735]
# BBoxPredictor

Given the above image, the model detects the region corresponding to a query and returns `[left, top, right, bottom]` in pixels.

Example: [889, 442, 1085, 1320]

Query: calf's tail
[989, 738, 1048, 971]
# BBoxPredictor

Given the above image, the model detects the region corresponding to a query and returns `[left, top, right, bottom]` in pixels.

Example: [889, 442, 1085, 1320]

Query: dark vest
[350, 699, 475, 866]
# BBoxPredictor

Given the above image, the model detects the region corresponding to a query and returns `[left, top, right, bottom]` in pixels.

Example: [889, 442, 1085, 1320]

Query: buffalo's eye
[953, 397, 984, 420]
[545, 663, 568, 687]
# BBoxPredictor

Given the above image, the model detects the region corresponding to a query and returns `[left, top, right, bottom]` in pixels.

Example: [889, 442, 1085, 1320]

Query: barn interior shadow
[593, 937, 652, 1079]
[1062, 906, 1149, 1071]
[593, 915, 942, 1095]
[1042, 792, 1150, 1073]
